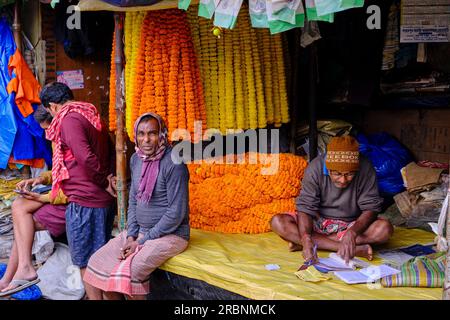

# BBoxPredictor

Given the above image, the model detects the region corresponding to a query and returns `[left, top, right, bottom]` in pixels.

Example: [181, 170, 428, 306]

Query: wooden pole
[12, 0, 22, 53]
[114, 13, 127, 231]
[443, 158, 450, 300]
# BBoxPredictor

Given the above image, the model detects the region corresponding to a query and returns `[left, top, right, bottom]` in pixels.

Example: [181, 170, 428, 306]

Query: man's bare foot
[355, 244, 373, 260]
[288, 242, 302, 252]
[1, 265, 37, 292]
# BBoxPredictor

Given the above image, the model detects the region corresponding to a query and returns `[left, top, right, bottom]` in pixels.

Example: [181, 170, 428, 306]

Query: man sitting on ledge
[271, 136, 393, 264]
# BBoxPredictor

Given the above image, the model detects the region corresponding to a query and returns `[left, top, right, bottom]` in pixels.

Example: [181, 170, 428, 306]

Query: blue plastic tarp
[0, 17, 17, 169]
[0, 17, 52, 169]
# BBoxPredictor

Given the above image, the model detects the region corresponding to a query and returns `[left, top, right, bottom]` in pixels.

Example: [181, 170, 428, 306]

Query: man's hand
[120, 237, 138, 260]
[337, 229, 357, 264]
[20, 190, 47, 203]
[301, 235, 317, 263]
[16, 177, 44, 191]
[106, 174, 117, 198]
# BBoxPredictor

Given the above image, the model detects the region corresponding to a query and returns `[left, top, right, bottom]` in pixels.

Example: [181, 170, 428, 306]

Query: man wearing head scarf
[271, 136, 393, 264]
[83, 113, 190, 300]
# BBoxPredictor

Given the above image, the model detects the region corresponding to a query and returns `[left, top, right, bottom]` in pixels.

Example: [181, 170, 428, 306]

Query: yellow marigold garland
[185, 5, 291, 132]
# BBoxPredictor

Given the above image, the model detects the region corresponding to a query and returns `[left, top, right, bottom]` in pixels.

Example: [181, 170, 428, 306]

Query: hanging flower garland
[187, 5, 290, 133]
[116, 9, 206, 141]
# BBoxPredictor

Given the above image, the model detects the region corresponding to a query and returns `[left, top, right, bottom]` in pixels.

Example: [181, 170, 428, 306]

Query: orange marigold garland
[116, 9, 206, 141]
[188, 153, 308, 234]
[108, 30, 117, 131]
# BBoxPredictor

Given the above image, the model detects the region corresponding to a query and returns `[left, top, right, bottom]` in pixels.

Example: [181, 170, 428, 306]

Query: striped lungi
[83, 231, 188, 296]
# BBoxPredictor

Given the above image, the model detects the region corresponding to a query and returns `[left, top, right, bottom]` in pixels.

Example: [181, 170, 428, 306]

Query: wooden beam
[114, 13, 128, 231]
[12, 0, 22, 52]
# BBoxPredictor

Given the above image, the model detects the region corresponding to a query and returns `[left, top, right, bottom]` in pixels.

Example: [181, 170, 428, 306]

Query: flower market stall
[78, 0, 449, 300]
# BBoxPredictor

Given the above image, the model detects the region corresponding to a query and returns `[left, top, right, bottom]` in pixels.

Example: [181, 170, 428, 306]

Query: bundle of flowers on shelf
[187, 153, 307, 234]
[187, 6, 290, 134]
[109, 9, 207, 142]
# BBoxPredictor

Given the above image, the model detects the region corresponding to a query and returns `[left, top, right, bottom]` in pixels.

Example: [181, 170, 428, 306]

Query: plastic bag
[37, 243, 85, 300]
[357, 132, 413, 197]
[198, 0, 221, 19]
[305, 0, 334, 22]
[214, 0, 244, 29]
[249, 0, 269, 28]
[32, 231, 55, 265]
[314, 0, 364, 17]
[267, 0, 305, 34]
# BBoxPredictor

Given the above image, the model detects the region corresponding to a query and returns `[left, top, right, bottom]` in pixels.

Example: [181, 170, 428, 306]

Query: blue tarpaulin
[0, 18, 51, 169]
[0, 17, 17, 169]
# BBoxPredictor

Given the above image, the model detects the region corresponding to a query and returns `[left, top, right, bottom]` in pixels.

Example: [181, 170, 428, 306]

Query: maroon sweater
[59, 112, 114, 208]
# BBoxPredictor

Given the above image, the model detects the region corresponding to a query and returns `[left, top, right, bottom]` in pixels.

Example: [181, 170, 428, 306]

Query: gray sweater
[296, 155, 383, 221]
[127, 148, 190, 245]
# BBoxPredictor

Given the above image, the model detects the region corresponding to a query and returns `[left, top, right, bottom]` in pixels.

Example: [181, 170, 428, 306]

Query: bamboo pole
[443, 159, 450, 300]
[114, 13, 128, 231]
[12, 0, 22, 53]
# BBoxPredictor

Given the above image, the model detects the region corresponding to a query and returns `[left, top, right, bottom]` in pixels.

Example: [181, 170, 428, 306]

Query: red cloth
[7, 49, 41, 118]
[59, 113, 114, 208]
[45, 101, 102, 200]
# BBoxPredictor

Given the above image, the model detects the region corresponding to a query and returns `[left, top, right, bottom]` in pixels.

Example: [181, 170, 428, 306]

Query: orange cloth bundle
[187, 153, 307, 234]
[7, 49, 41, 118]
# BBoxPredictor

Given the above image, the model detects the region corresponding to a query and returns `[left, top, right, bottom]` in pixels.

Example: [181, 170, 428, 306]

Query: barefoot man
[271, 136, 393, 264]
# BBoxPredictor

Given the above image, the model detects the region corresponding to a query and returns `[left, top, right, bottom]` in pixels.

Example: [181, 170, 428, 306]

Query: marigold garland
[188, 153, 308, 234]
[108, 30, 117, 131]
[187, 5, 290, 133]
[113, 9, 206, 141]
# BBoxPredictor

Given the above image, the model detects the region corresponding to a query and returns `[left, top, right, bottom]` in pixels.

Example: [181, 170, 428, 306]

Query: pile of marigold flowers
[187, 153, 307, 233]
[109, 9, 207, 142]
[187, 5, 290, 133]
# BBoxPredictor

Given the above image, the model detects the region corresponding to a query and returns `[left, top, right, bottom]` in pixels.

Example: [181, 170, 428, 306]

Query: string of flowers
[256, 29, 274, 124]
[274, 34, 290, 125]
[108, 30, 117, 131]
[224, 31, 235, 130]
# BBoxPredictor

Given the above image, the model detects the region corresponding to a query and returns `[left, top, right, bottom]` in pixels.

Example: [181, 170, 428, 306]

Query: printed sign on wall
[56, 69, 85, 90]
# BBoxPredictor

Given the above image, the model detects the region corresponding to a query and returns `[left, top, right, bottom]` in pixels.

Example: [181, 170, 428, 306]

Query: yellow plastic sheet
[160, 227, 442, 300]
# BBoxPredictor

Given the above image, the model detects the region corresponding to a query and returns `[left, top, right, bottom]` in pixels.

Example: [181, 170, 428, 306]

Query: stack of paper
[314, 252, 370, 273]
[334, 265, 401, 284]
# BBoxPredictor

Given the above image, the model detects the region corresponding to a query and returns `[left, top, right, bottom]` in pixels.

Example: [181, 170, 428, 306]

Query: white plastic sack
[32, 231, 54, 264]
[37, 243, 85, 300]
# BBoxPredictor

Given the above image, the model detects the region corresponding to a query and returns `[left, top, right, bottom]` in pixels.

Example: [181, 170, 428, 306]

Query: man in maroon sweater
[39, 82, 116, 281]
